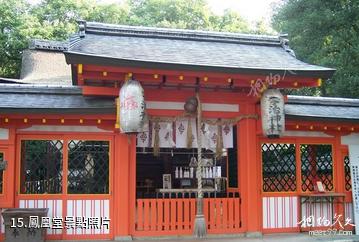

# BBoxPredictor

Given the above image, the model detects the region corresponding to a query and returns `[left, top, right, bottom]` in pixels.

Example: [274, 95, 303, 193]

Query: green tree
[32, 0, 97, 40]
[127, 0, 212, 30]
[209, 9, 250, 32]
[0, 0, 258, 78]
[88, 3, 129, 24]
[0, 0, 43, 77]
[272, 0, 359, 98]
[0, 0, 130, 78]
[253, 18, 274, 35]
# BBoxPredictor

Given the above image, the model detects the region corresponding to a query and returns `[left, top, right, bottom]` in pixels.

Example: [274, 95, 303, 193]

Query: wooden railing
[134, 197, 241, 236]
[203, 197, 241, 233]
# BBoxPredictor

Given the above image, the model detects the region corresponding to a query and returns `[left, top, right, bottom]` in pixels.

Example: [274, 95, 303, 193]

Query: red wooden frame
[0, 128, 16, 208]
[0, 80, 358, 238]
[78, 64, 321, 93]
[14, 133, 115, 240]
[258, 134, 351, 233]
[0, 147, 15, 208]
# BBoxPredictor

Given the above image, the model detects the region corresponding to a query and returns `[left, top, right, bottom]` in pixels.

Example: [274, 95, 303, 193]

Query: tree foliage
[0, 0, 37, 77]
[0, 0, 271, 78]
[272, 0, 359, 98]
[127, 0, 211, 29]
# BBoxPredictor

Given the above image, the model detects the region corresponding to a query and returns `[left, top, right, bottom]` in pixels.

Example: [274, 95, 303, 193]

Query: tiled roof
[29, 39, 68, 51]
[286, 95, 359, 121]
[64, 21, 335, 78]
[83, 22, 282, 45]
[0, 84, 114, 114]
[0, 85, 358, 122]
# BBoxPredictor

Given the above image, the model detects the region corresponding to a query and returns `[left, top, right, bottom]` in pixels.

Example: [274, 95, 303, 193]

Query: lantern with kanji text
[119, 79, 146, 133]
[260, 89, 285, 138]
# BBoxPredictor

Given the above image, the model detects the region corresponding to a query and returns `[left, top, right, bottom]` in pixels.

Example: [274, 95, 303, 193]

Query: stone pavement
[52, 233, 359, 242]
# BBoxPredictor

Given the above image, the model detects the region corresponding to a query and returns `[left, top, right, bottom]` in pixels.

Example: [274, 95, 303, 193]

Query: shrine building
[0, 21, 359, 240]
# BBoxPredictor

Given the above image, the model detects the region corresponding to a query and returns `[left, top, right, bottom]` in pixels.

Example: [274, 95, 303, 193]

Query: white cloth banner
[175, 118, 198, 148]
[153, 122, 176, 148]
[348, 145, 359, 234]
[137, 120, 233, 149]
[137, 128, 150, 147]
[222, 124, 234, 148]
[200, 122, 233, 150]
[201, 123, 217, 150]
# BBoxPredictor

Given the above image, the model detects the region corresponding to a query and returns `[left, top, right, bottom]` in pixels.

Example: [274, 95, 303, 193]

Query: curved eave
[64, 51, 336, 79]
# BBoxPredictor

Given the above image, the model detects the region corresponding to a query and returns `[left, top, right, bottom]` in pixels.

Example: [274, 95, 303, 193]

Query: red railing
[134, 197, 241, 236]
[203, 197, 241, 233]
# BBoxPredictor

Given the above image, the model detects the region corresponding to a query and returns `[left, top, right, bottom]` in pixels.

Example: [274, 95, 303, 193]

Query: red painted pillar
[334, 135, 345, 228]
[238, 103, 262, 235]
[113, 133, 133, 240]
[0, 128, 16, 208]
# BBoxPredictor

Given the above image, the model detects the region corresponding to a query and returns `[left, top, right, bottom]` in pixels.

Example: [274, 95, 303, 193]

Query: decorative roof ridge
[287, 95, 359, 107]
[29, 39, 68, 51]
[67, 34, 82, 49]
[81, 21, 282, 46]
[279, 34, 296, 57]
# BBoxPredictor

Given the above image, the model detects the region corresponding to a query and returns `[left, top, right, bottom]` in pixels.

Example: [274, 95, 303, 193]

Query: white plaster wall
[0, 128, 9, 140]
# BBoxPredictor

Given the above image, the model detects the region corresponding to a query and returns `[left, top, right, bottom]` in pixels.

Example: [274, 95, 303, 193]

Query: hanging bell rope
[193, 92, 207, 238]
[196, 93, 203, 200]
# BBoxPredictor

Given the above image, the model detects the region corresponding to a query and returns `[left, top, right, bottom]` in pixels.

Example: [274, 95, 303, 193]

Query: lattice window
[0, 152, 3, 194]
[344, 155, 351, 191]
[301, 144, 333, 192]
[262, 143, 296, 192]
[20, 140, 63, 194]
[68, 140, 109, 194]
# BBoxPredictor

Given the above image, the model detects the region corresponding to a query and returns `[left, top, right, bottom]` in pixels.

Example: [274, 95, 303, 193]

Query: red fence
[134, 197, 241, 236]
[203, 197, 242, 233]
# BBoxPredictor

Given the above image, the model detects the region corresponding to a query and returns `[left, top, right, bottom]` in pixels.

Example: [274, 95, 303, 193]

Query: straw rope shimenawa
[216, 122, 224, 158]
[146, 95, 257, 236]
[186, 117, 193, 149]
[148, 114, 258, 125]
[148, 113, 258, 156]
[193, 92, 207, 238]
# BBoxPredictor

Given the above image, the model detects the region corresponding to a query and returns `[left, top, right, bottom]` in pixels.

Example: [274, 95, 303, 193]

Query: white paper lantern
[119, 79, 145, 133]
[261, 89, 285, 138]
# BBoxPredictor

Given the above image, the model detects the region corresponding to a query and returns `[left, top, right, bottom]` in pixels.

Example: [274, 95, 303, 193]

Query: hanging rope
[147, 113, 258, 125]
[216, 121, 223, 159]
[196, 93, 203, 200]
[186, 117, 193, 148]
[194, 92, 206, 238]
[153, 121, 160, 156]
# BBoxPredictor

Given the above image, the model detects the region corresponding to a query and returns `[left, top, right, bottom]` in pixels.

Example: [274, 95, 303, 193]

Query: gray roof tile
[286, 95, 359, 122]
[0, 85, 358, 122]
[29, 39, 68, 52]
[64, 22, 335, 78]
[0, 84, 114, 114]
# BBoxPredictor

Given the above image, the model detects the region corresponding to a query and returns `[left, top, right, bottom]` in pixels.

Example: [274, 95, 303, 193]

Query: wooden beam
[286, 120, 359, 133]
[81, 64, 321, 86]
[82, 86, 119, 96]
